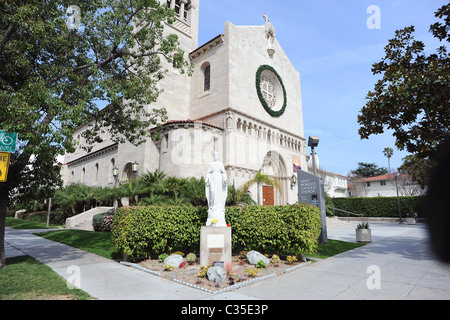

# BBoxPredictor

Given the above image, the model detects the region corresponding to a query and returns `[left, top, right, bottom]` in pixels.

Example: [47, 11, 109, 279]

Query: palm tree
[241, 171, 282, 206]
[383, 147, 394, 173]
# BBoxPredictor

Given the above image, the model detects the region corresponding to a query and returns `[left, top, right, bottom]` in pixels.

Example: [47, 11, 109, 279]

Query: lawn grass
[307, 239, 366, 260]
[37, 229, 122, 260]
[0, 255, 92, 300]
[5, 217, 56, 230]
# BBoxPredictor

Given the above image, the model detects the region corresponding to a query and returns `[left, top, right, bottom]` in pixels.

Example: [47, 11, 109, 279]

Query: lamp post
[112, 166, 119, 209]
[395, 173, 403, 223]
[308, 136, 319, 176]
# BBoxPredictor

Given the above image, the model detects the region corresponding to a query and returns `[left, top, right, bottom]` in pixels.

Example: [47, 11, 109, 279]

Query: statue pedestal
[200, 226, 232, 267]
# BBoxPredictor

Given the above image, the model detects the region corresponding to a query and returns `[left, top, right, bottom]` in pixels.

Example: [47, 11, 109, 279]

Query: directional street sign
[0, 152, 11, 182]
[0, 130, 17, 153]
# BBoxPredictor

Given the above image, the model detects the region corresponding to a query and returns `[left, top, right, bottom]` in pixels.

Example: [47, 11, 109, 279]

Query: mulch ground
[135, 253, 310, 292]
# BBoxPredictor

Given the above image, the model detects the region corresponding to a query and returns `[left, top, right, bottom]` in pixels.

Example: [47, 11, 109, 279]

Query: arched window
[203, 64, 211, 92]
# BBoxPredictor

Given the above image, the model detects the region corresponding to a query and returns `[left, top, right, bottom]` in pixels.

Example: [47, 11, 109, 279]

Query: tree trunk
[0, 190, 8, 268]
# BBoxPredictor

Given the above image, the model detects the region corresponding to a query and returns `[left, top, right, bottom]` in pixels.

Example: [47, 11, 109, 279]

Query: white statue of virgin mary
[205, 152, 228, 227]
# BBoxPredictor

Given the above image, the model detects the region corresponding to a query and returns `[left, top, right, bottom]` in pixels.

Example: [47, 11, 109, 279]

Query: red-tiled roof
[358, 173, 407, 182]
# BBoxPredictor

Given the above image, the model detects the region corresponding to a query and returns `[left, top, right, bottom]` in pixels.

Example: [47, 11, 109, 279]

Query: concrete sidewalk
[4, 227, 211, 300]
[4, 222, 450, 300]
[216, 222, 450, 300]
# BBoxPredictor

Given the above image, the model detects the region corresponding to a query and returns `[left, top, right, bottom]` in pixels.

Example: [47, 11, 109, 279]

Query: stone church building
[62, 0, 309, 205]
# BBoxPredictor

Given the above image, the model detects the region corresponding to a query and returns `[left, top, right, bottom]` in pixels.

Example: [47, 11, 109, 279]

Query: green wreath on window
[255, 65, 287, 117]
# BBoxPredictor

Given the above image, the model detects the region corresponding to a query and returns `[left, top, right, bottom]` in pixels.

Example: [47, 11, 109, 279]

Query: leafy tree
[358, 4, 450, 159]
[0, 0, 191, 268]
[350, 162, 388, 178]
[399, 154, 433, 189]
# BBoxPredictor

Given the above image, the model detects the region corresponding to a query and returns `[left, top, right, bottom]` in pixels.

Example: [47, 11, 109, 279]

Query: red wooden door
[262, 186, 274, 206]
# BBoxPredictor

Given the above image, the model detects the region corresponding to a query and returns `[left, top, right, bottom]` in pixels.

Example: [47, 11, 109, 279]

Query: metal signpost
[0, 130, 17, 182]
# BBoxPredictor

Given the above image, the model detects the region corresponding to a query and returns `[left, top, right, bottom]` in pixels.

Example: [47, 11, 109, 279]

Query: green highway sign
[0, 130, 17, 153]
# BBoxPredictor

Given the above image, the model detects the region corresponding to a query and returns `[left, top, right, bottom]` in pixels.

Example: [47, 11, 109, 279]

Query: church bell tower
[164, 0, 200, 52]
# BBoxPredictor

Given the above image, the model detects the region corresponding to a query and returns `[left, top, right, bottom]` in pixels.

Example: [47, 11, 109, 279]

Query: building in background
[348, 173, 425, 198]
[61, 0, 308, 205]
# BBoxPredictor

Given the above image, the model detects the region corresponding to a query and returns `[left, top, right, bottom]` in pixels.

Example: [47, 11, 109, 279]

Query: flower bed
[121, 252, 312, 294]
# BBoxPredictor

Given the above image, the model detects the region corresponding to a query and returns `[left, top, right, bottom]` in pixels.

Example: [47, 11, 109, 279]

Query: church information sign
[0, 130, 17, 153]
[297, 170, 327, 243]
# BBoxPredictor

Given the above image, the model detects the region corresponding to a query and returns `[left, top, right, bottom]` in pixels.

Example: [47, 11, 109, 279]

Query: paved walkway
[4, 220, 450, 300]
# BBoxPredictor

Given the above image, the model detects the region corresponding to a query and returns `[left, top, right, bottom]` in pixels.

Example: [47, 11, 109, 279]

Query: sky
[196, 0, 448, 176]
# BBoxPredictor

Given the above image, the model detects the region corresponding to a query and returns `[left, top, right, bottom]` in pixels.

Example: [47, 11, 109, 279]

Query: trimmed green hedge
[329, 196, 426, 218]
[111, 204, 321, 259]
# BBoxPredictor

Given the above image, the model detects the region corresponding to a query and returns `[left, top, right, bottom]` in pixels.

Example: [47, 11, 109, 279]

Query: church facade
[62, 0, 309, 205]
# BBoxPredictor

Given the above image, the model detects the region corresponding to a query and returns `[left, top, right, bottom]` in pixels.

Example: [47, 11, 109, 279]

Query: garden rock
[163, 254, 184, 268]
[207, 266, 227, 282]
[247, 250, 270, 266]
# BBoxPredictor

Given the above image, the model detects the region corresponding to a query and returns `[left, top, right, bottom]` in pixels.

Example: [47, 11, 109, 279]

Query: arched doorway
[260, 151, 288, 205]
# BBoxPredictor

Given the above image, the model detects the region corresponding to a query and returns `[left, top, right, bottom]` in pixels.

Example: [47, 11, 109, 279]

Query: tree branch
[0, 24, 15, 55]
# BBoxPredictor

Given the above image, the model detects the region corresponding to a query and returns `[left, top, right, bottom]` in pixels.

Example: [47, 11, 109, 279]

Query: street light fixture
[112, 166, 119, 187]
[308, 136, 319, 175]
[132, 161, 139, 173]
[132, 161, 139, 179]
[290, 173, 297, 189]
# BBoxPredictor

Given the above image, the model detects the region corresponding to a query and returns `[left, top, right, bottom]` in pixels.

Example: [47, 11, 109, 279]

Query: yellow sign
[0, 152, 11, 182]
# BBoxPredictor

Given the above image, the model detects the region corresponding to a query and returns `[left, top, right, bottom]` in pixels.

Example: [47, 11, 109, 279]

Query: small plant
[224, 262, 236, 276]
[357, 222, 370, 229]
[197, 265, 210, 278]
[286, 256, 298, 264]
[186, 253, 196, 264]
[239, 250, 249, 259]
[256, 260, 266, 269]
[271, 254, 281, 264]
[238, 260, 246, 266]
[158, 253, 169, 262]
[170, 251, 185, 257]
[179, 262, 187, 268]
[244, 267, 260, 278]
[163, 264, 174, 271]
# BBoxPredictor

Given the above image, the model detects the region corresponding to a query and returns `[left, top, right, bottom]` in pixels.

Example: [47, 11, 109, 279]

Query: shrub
[112, 206, 206, 258]
[111, 203, 321, 259]
[330, 196, 426, 218]
[228, 203, 322, 255]
[92, 211, 114, 232]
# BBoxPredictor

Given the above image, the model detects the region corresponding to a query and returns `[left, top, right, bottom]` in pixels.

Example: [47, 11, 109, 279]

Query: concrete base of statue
[200, 226, 232, 267]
